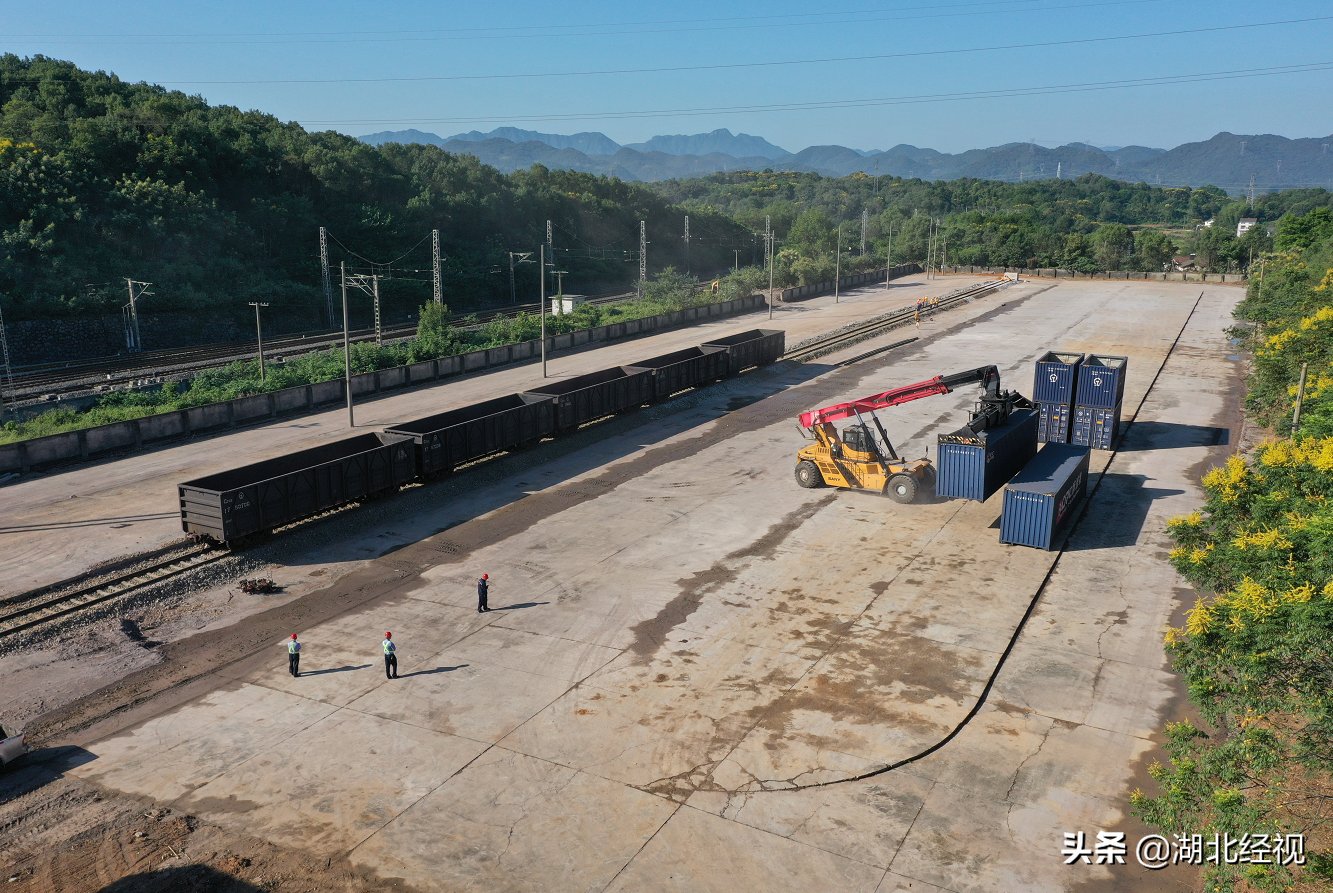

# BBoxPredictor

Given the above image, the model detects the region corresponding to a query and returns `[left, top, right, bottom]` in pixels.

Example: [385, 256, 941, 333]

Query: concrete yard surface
[26, 279, 1239, 891]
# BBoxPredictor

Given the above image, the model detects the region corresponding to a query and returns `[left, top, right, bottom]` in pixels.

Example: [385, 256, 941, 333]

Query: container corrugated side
[1032, 351, 1084, 404]
[179, 432, 415, 543]
[1037, 402, 1073, 444]
[935, 408, 1039, 501]
[1000, 444, 1091, 550]
[386, 393, 555, 476]
[1071, 402, 1122, 450]
[1076, 354, 1128, 409]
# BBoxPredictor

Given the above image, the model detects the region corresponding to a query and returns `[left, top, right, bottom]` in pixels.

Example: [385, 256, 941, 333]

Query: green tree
[1133, 228, 1177, 271]
[1089, 222, 1134, 270]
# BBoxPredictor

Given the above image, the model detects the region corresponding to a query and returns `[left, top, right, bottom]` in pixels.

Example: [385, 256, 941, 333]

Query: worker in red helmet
[382, 631, 398, 679]
[286, 634, 301, 677]
[477, 573, 490, 613]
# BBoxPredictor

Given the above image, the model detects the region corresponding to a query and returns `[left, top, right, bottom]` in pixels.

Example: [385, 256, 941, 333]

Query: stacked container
[1032, 351, 1083, 444]
[1071, 354, 1128, 450]
[1000, 443, 1091, 550]
[935, 408, 1039, 502]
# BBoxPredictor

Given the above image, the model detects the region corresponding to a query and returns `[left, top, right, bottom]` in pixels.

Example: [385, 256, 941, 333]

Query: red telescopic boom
[798, 365, 1001, 428]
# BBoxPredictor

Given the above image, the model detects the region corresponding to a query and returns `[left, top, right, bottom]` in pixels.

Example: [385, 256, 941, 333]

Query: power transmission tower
[320, 227, 334, 326]
[860, 209, 868, 256]
[123, 279, 152, 352]
[639, 220, 647, 291]
[1240, 141, 1246, 156]
[431, 229, 442, 305]
[683, 216, 690, 275]
[1247, 174, 1256, 207]
[1056, 163, 1062, 180]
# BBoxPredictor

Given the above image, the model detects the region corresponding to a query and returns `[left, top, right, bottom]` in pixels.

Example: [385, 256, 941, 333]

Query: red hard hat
[482, 573, 488, 579]
[385, 631, 392, 637]
[291, 634, 297, 639]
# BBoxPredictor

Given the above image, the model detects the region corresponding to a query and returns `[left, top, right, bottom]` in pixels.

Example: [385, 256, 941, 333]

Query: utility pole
[249, 302, 270, 381]
[341, 263, 353, 428]
[509, 251, 517, 304]
[767, 232, 776, 320]
[683, 215, 690, 275]
[885, 222, 893, 292]
[834, 222, 843, 304]
[926, 220, 935, 279]
[860, 209, 868, 256]
[639, 220, 647, 294]
[320, 227, 334, 326]
[431, 229, 442, 306]
[1292, 363, 1309, 436]
[734, 249, 739, 271]
[123, 279, 151, 352]
[540, 243, 548, 378]
[764, 215, 771, 269]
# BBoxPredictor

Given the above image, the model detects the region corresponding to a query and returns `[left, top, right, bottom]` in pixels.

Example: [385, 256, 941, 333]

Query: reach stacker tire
[886, 473, 918, 504]
[794, 461, 825, 489]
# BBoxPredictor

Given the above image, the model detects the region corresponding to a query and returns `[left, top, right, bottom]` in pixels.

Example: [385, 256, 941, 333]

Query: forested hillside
[654, 170, 1333, 279]
[0, 56, 746, 324]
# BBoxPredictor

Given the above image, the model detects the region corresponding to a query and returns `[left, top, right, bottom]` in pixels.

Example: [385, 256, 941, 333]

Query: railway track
[10, 289, 637, 400]
[0, 544, 227, 640]
[782, 279, 1008, 364]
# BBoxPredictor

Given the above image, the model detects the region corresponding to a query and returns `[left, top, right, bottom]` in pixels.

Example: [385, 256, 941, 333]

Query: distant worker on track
[477, 573, 490, 613]
[287, 634, 301, 677]
[382, 631, 398, 679]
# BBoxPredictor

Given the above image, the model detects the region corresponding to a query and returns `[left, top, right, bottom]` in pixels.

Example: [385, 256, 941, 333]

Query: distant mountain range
[358, 127, 1333, 190]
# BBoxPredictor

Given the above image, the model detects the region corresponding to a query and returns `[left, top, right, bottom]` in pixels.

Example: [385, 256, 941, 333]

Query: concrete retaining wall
[938, 265, 1247, 283]
[778, 264, 923, 302]
[1, 293, 768, 474]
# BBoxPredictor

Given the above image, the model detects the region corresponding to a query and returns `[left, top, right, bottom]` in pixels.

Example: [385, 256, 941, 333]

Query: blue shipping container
[1000, 444, 1091, 550]
[935, 408, 1039, 502]
[1071, 402, 1122, 450]
[1032, 351, 1084, 405]
[1037, 402, 1073, 444]
[1076, 354, 1128, 409]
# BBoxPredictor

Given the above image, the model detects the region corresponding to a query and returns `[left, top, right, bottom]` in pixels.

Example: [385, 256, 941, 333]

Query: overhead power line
[132, 14, 1333, 86]
[6, 0, 1166, 45]
[300, 61, 1333, 127]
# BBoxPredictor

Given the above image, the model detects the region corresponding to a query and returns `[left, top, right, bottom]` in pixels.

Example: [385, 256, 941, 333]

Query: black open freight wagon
[385, 393, 556, 477]
[626, 345, 728, 402]
[523, 366, 654, 432]
[179, 432, 415, 546]
[701, 329, 785, 374]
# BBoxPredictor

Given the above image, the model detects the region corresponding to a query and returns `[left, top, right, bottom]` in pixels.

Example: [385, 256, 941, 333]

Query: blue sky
[3, 0, 1331, 153]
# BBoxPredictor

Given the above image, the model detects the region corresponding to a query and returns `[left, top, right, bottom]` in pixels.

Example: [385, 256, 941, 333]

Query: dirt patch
[626, 494, 836, 663]
[0, 771, 420, 893]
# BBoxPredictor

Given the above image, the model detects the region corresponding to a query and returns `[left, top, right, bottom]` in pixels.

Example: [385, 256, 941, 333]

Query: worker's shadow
[491, 601, 548, 611]
[399, 664, 469, 678]
[301, 664, 372, 676]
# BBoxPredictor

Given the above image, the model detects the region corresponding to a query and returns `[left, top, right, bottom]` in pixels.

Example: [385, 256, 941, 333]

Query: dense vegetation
[0, 267, 762, 444]
[655, 170, 1333, 280]
[0, 55, 748, 325]
[1133, 206, 1333, 891]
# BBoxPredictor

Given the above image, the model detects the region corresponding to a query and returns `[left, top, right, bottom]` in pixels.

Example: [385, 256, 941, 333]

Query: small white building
[1237, 218, 1258, 237]
[551, 294, 587, 315]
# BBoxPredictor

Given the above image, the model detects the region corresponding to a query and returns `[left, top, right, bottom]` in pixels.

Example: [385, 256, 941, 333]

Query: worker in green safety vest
[287, 634, 301, 677]
[382, 631, 398, 679]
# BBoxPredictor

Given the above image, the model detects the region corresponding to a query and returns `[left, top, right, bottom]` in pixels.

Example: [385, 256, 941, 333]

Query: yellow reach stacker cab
[794, 365, 1011, 504]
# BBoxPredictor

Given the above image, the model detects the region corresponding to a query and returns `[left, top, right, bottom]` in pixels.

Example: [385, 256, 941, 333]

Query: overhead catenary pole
[431, 229, 442, 305]
[123, 279, 151, 351]
[767, 232, 776, 320]
[639, 220, 647, 295]
[320, 227, 334, 325]
[249, 302, 270, 381]
[341, 263, 353, 428]
[885, 222, 894, 291]
[0, 297, 14, 422]
[734, 249, 739, 271]
[861, 209, 868, 256]
[540, 243, 548, 377]
[372, 274, 382, 346]
[683, 215, 690, 275]
[765, 215, 771, 269]
[834, 222, 843, 304]
[546, 219, 554, 295]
